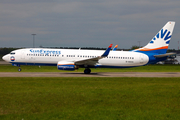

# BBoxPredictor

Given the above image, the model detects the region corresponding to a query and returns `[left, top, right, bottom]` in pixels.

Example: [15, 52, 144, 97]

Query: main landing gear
[84, 68, 91, 74]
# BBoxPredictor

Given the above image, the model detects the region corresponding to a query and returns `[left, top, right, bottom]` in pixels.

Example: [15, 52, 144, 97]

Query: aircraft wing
[75, 57, 102, 66]
[154, 52, 176, 58]
[74, 44, 112, 66]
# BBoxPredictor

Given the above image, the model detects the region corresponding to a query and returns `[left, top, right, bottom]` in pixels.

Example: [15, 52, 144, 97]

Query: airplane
[2, 21, 175, 74]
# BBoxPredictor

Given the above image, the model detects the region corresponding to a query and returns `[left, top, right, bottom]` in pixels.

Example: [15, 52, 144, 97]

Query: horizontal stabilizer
[154, 53, 176, 58]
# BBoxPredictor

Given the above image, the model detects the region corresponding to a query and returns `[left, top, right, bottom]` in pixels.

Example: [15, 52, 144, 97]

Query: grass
[0, 65, 180, 119]
[0, 77, 180, 120]
[0, 64, 180, 72]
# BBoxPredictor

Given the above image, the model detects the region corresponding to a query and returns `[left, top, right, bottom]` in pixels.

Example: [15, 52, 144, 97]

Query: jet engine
[57, 61, 78, 71]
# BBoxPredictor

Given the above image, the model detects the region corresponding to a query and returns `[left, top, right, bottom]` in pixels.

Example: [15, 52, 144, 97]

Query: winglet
[112, 45, 118, 51]
[101, 44, 113, 57]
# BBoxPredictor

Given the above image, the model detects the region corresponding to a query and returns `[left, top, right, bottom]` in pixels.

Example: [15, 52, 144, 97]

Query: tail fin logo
[150, 29, 171, 44]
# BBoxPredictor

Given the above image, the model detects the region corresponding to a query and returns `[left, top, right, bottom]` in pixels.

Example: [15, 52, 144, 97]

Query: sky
[0, 0, 180, 49]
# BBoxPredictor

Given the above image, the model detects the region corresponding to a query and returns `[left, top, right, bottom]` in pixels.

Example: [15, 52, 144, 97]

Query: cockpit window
[10, 52, 15, 55]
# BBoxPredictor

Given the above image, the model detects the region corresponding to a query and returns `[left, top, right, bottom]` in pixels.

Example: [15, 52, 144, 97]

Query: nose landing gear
[18, 68, 21, 72]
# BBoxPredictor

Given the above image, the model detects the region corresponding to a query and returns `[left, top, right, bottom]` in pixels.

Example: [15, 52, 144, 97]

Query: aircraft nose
[2, 55, 9, 62]
[2, 55, 5, 60]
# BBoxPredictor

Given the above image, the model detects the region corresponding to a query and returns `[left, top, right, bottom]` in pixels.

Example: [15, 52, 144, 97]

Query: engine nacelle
[57, 61, 78, 71]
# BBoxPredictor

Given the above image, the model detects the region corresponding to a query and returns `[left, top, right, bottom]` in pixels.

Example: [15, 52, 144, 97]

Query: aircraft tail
[133, 21, 175, 54]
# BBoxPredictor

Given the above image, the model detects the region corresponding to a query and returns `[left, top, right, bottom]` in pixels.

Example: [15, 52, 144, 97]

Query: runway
[0, 61, 10, 64]
[0, 72, 180, 77]
[1, 61, 180, 77]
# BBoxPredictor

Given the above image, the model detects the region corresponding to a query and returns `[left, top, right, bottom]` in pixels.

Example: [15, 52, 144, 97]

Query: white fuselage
[3, 48, 149, 68]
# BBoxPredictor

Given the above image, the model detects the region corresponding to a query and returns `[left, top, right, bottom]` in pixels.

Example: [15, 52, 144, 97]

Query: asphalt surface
[0, 61, 10, 64]
[1, 61, 180, 77]
[0, 72, 180, 77]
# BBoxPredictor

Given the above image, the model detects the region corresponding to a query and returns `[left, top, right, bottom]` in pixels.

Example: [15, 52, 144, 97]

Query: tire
[84, 68, 91, 74]
[18, 68, 21, 72]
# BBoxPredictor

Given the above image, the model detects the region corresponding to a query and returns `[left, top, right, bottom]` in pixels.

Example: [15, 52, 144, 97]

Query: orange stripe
[58, 63, 74, 66]
[136, 46, 168, 51]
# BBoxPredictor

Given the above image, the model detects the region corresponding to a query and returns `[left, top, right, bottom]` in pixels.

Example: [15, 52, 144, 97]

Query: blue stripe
[135, 49, 167, 54]
[10, 62, 57, 66]
[10, 62, 144, 69]
[95, 65, 143, 68]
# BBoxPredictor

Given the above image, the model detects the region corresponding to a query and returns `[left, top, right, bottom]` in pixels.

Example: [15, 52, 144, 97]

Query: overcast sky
[0, 0, 180, 49]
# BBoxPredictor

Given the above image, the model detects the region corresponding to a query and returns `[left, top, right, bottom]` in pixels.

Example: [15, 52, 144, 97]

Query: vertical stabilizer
[134, 21, 175, 54]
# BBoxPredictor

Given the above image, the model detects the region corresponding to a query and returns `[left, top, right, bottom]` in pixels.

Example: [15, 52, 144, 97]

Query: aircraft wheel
[18, 68, 21, 72]
[84, 68, 91, 74]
